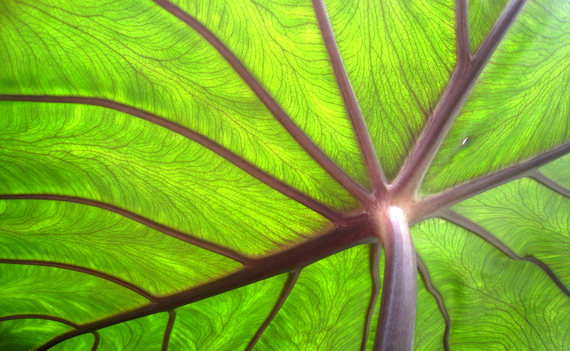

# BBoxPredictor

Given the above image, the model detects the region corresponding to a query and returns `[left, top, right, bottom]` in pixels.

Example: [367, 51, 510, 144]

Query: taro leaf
[0, 0, 569, 350]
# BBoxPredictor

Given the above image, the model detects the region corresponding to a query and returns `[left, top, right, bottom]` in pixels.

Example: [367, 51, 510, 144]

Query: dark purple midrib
[0, 94, 348, 224]
[0, 259, 156, 302]
[152, 0, 372, 206]
[312, 0, 387, 196]
[440, 210, 570, 298]
[245, 270, 301, 351]
[392, 0, 529, 199]
[35, 215, 375, 351]
[0, 193, 255, 266]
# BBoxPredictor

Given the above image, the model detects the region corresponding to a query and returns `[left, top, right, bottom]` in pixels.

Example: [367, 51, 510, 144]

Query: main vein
[34, 218, 375, 351]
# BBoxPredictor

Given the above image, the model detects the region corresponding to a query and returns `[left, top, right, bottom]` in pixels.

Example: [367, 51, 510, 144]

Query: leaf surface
[1, 0, 569, 350]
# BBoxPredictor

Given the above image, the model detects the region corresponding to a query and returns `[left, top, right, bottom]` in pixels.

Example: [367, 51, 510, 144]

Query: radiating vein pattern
[394, 0, 529, 198]
[0, 0, 360, 211]
[0, 102, 331, 256]
[423, 0, 570, 194]
[323, 0, 456, 179]
[164, 0, 371, 189]
[153, 0, 373, 204]
[1, 0, 570, 350]
[312, 0, 386, 193]
[413, 141, 570, 222]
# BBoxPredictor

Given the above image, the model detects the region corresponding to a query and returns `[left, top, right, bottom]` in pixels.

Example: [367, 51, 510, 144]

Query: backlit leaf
[1, 0, 569, 350]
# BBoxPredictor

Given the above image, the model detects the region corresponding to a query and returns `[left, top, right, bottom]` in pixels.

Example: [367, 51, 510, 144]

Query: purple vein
[440, 210, 570, 298]
[35, 216, 376, 351]
[411, 141, 570, 222]
[0, 94, 347, 224]
[0, 314, 78, 328]
[162, 311, 176, 351]
[245, 270, 301, 351]
[392, 0, 528, 199]
[529, 172, 570, 199]
[456, 0, 471, 65]
[91, 332, 100, 351]
[361, 243, 381, 351]
[312, 0, 387, 196]
[0, 194, 255, 266]
[416, 254, 450, 351]
[151, 0, 372, 206]
[471, 0, 528, 63]
[0, 258, 156, 302]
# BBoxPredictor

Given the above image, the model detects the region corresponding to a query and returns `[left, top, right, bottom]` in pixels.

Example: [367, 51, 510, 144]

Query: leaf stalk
[373, 207, 417, 351]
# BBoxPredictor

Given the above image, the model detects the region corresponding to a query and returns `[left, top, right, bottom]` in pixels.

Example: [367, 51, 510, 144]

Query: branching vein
[312, 0, 387, 196]
[0, 194, 255, 266]
[440, 210, 570, 298]
[393, 0, 528, 200]
[162, 311, 176, 351]
[152, 0, 372, 206]
[91, 332, 100, 351]
[0, 259, 157, 302]
[0, 94, 347, 224]
[34, 217, 375, 351]
[411, 141, 570, 222]
[416, 254, 450, 351]
[529, 171, 570, 199]
[0, 314, 78, 328]
[246, 270, 301, 351]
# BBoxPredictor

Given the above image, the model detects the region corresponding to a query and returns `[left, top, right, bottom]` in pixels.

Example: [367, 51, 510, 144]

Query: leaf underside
[1, 0, 569, 350]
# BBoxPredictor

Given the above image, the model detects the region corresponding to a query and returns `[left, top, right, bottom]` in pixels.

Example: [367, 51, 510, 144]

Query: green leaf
[1, 0, 569, 350]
